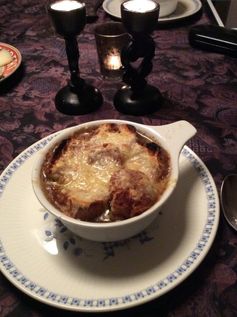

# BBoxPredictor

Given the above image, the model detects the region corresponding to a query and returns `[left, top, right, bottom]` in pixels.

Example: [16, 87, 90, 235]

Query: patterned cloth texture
[0, 0, 237, 316]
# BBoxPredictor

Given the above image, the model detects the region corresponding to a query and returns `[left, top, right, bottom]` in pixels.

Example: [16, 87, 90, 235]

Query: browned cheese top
[41, 123, 170, 222]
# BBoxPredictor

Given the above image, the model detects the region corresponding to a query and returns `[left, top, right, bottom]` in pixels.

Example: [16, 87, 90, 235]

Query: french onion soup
[41, 123, 170, 222]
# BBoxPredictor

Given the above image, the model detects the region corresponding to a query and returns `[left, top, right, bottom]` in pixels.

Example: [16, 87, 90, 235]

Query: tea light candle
[51, 0, 83, 11]
[48, 0, 86, 36]
[123, 0, 157, 13]
[105, 49, 122, 70]
[121, 0, 159, 34]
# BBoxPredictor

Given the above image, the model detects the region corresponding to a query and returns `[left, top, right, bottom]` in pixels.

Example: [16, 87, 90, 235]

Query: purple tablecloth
[0, 0, 237, 316]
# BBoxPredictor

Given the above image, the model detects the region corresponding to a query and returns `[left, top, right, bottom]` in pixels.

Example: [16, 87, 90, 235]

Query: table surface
[0, 0, 237, 316]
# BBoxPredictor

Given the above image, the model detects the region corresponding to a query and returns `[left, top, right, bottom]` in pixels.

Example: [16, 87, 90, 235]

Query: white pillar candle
[123, 0, 156, 13]
[51, 0, 84, 11]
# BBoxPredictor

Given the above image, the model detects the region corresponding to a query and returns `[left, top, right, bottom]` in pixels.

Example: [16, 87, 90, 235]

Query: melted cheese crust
[41, 124, 170, 221]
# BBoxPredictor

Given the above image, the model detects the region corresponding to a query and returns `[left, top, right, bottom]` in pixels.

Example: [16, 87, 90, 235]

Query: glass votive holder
[95, 22, 129, 80]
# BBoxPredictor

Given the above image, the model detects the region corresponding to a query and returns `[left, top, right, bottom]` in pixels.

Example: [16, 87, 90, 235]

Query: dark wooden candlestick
[114, 0, 162, 115]
[48, 1, 103, 115]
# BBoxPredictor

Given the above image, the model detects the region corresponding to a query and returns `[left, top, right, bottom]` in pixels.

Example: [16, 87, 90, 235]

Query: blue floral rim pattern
[0, 136, 218, 310]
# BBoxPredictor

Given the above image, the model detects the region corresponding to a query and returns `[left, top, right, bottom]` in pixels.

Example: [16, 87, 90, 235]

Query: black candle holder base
[113, 84, 162, 115]
[55, 83, 103, 115]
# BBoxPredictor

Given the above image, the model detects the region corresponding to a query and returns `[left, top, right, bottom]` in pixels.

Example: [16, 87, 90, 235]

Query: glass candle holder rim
[121, 0, 159, 14]
[95, 22, 128, 38]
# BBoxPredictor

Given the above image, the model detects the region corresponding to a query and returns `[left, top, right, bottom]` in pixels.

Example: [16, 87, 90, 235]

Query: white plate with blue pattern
[0, 132, 219, 312]
[102, 0, 202, 23]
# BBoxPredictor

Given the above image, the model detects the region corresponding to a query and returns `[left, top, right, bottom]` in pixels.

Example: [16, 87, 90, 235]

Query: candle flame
[104, 50, 122, 70]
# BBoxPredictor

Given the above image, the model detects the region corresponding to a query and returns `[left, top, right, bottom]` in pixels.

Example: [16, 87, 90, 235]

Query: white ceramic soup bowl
[158, 0, 178, 17]
[32, 119, 196, 242]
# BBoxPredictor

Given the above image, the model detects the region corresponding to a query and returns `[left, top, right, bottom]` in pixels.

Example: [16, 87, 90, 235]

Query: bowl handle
[151, 120, 197, 155]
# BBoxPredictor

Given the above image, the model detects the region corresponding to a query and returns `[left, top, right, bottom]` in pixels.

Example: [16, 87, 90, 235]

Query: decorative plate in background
[102, 0, 202, 23]
[0, 43, 22, 82]
[0, 131, 219, 312]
